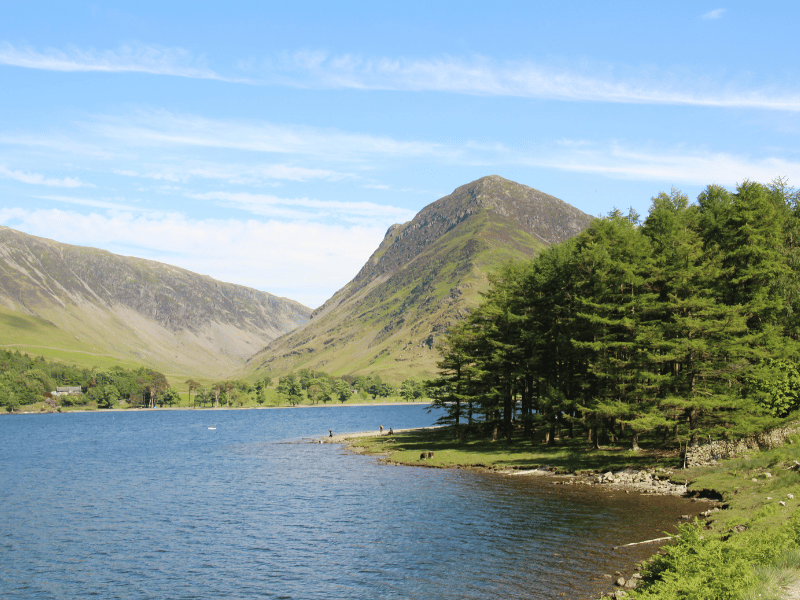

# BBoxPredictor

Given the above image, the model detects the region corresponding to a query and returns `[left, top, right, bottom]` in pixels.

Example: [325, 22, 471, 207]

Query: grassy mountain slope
[247, 175, 594, 381]
[0, 227, 311, 377]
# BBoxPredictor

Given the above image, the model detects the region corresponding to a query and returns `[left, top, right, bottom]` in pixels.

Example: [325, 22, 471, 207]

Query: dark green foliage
[400, 378, 424, 401]
[277, 373, 302, 405]
[745, 359, 800, 417]
[632, 522, 760, 599]
[0, 349, 172, 410]
[431, 180, 800, 448]
[426, 323, 480, 430]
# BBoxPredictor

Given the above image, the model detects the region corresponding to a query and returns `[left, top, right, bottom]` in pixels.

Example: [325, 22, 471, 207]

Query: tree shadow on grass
[382, 426, 680, 472]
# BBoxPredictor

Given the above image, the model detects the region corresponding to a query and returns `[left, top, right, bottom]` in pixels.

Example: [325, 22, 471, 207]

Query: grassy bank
[350, 426, 800, 599]
[350, 425, 680, 473]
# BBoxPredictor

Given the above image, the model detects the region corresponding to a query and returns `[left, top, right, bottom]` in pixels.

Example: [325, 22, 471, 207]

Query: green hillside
[0, 227, 311, 378]
[246, 175, 593, 382]
[0, 306, 142, 371]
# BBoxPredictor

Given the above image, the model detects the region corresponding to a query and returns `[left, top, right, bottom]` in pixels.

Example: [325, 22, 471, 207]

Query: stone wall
[685, 421, 800, 467]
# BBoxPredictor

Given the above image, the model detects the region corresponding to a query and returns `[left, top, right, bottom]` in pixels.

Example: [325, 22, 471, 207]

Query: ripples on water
[1, 406, 696, 599]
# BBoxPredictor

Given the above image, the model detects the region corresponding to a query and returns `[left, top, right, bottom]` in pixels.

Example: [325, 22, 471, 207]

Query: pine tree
[426, 322, 479, 433]
[572, 210, 660, 450]
[645, 187, 772, 442]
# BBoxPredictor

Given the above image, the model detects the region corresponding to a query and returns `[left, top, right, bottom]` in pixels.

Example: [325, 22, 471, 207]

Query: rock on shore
[590, 469, 688, 496]
[510, 467, 689, 496]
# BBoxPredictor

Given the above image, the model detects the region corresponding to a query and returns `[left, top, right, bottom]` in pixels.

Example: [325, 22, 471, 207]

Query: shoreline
[5, 401, 430, 415]
[320, 428, 695, 497]
[314, 427, 716, 599]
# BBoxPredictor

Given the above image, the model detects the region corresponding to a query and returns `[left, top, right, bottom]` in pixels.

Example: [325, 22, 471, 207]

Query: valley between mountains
[0, 175, 592, 383]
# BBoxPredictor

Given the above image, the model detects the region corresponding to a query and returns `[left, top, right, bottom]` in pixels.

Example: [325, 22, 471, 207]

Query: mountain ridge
[0, 226, 311, 377]
[248, 175, 594, 381]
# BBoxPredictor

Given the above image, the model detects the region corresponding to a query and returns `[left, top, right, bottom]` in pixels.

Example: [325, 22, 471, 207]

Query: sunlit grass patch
[350, 425, 679, 473]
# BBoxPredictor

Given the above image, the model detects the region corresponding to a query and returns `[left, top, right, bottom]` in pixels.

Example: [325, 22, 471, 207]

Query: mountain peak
[440, 175, 591, 242]
[348, 175, 591, 288]
[251, 176, 594, 381]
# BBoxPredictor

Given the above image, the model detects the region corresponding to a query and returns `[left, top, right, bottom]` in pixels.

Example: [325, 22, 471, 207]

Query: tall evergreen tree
[572, 210, 660, 449]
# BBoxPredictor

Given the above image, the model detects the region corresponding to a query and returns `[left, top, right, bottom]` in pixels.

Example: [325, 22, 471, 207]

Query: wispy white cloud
[188, 190, 415, 223]
[34, 194, 162, 213]
[0, 207, 387, 307]
[4, 40, 796, 111]
[270, 51, 800, 111]
[701, 8, 726, 19]
[114, 162, 353, 185]
[0, 41, 249, 82]
[88, 109, 457, 161]
[0, 133, 126, 160]
[519, 140, 800, 186]
[0, 165, 94, 188]
[9, 107, 800, 192]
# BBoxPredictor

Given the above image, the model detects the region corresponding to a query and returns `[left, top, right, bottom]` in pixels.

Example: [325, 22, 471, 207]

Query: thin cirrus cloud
[189, 191, 416, 224]
[6, 105, 798, 191]
[274, 51, 800, 111]
[3, 40, 796, 111]
[34, 194, 166, 214]
[99, 111, 800, 186]
[0, 165, 94, 188]
[701, 8, 726, 19]
[9, 108, 799, 191]
[87, 110, 455, 161]
[528, 141, 800, 186]
[0, 41, 249, 82]
[113, 163, 353, 185]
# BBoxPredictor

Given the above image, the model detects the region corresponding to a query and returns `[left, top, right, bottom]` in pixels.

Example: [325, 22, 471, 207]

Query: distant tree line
[184, 378, 262, 408]
[427, 179, 800, 448]
[270, 368, 425, 406]
[0, 348, 428, 412]
[0, 351, 175, 411]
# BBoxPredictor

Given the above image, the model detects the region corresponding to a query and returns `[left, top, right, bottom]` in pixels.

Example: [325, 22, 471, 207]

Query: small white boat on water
[208, 425, 216, 430]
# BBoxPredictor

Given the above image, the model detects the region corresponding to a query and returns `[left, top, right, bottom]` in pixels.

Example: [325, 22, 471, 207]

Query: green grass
[0, 306, 142, 371]
[351, 425, 679, 473]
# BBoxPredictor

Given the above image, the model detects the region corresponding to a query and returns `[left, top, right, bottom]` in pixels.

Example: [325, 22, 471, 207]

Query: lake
[0, 405, 697, 599]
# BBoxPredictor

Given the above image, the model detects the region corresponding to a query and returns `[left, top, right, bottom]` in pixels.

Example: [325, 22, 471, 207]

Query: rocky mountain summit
[0, 227, 310, 377]
[249, 175, 594, 380]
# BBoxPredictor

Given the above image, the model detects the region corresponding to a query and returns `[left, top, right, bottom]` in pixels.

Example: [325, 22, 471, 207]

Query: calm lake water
[1, 405, 698, 599]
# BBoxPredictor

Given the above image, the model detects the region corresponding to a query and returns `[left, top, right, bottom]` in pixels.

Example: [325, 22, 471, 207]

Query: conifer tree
[426, 322, 479, 432]
[643, 190, 764, 442]
[572, 210, 659, 450]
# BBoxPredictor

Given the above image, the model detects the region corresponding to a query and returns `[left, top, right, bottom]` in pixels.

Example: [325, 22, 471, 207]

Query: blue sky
[2, 1, 799, 307]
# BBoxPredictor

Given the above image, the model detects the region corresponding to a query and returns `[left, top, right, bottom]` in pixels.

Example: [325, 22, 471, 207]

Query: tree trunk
[504, 389, 513, 443]
[547, 422, 556, 446]
[590, 426, 600, 449]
